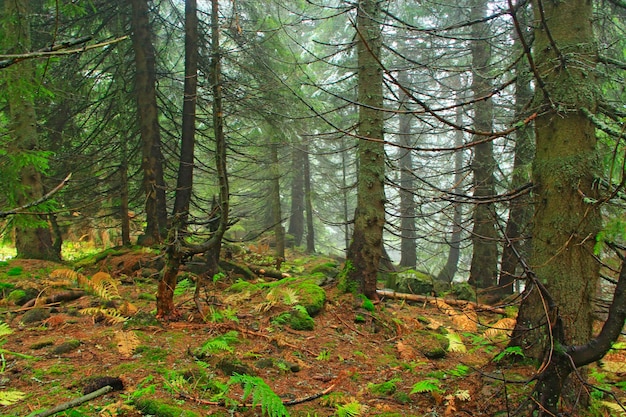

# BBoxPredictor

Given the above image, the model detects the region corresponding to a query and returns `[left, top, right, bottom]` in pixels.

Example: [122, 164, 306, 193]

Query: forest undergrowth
[0, 246, 624, 417]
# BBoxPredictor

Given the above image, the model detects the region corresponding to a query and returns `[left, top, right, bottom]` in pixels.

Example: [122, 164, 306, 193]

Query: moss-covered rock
[415, 330, 449, 359]
[21, 307, 50, 324]
[451, 282, 476, 301]
[385, 270, 434, 295]
[51, 339, 81, 355]
[288, 280, 326, 316]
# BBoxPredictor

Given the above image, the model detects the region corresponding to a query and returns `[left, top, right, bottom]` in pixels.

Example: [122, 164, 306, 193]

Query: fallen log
[376, 289, 508, 315]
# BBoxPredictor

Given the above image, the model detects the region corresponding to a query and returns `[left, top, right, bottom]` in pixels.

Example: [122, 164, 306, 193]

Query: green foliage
[335, 401, 362, 417]
[174, 277, 194, 295]
[448, 364, 470, 377]
[229, 373, 289, 417]
[594, 217, 626, 254]
[316, 349, 330, 361]
[410, 379, 443, 394]
[195, 331, 240, 356]
[493, 346, 525, 362]
[358, 294, 375, 312]
[368, 378, 402, 395]
[0, 390, 25, 406]
[205, 306, 239, 323]
[6, 267, 22, 276]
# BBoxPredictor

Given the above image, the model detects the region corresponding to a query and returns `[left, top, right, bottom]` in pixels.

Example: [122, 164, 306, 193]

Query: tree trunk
[397, 71, 417, 269]
[288, 144, 306, 247]
[268, 142, 285, 262]
[345, 0, 385, 299]
[196, 0, 230, 311]
[437, 75, 466, 283]
[303, 143, 316, 253]
[4, 0, 59, 262]
[130, 0, 168, 246]
[497, 5, 534, 295]
[468, 0, 498, 291]
[172, 0, 199, 225]
[511, 0, 601, 410]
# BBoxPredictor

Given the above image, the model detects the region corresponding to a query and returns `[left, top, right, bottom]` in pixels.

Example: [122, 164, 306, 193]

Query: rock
[21, 308, 50, 324]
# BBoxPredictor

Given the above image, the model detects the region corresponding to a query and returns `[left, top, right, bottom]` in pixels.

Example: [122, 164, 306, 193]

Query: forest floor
[0, 247, 624, 417]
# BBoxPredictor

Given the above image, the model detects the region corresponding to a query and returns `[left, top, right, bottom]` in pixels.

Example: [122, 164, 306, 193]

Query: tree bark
[345, 0, 385, 299]
[467, 0, 498, 291]
[130, 0, 168, 246]
[437, 75, 466, 283]
[397, 70, 417, 269]
[4, 0, 59, 261]
[303, 143, 316, 253]
[510, 0, 602, 411]
[172, 0, 199, 225]
[497, 5, 534, 295]
[288, 144, 306, 247]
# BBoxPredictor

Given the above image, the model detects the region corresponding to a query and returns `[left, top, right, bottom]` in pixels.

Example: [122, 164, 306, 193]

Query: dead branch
[33, 385, 113, 417]
[376, 289, 508, 315]
[0, 173, 72, 218]
[0, 37, 129, 69]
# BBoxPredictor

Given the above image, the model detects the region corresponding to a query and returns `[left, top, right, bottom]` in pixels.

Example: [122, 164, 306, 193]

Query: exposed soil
[0, 250, 623, 417]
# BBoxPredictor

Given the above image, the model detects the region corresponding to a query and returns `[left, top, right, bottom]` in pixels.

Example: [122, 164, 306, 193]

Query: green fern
[174, 278, 194, 296]
[493, 345, 524, 362]
[335, 401, 362, 417]
[196, 331, 239, 356]
[410, 379, 443, 394]
[0, 390, 26, 406]
[448, 364, 470, 377]
[229, 373, 289, 417]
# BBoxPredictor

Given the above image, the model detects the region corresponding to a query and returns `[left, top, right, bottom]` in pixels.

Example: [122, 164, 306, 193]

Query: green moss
[358, 294, 375, 312]
[228, 279, 260, 293]
[310, 262, 339, 277]
[368, 378, 402, 395]
[451, 282, 476, 301]
[133, 398, 200, 417]
[6, 267, 22, 276]
[386, 270, 433, 295]
[338, 260, 356, 293]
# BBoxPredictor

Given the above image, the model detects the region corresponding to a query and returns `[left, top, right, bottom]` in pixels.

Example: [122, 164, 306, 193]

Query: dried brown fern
[49, 269, 120, 301]
[115, 330, 140, 357]
[483, 317, 516, 338]
[79, 307, 128, 324]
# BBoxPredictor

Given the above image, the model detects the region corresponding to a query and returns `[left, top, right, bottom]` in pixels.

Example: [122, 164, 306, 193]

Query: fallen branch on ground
[376, 289, 508, 315]
[33, 385, 113, 417]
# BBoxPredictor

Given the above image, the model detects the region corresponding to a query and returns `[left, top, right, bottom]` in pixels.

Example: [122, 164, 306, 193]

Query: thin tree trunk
[269, 142, 285, 262]
[437, 77, 465, 283]
[397, 70, 417, 269]
[288, 144, 305, 247]
[172, 0, 199, 225]
[303, 143, 316, 253]
[130, 0, 167, 246]
[156, 0, 199, 318]
[497, 6, 534, 295]
[345, 0, 385, 299]
[467, 0, 498, 291]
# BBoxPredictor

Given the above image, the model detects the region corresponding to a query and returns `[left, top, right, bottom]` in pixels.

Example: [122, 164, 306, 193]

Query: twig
[33, 385, 113, 417]
[0, 173, 72, 218]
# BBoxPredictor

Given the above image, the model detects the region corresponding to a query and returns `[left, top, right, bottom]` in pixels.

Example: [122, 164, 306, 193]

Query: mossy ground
[0, 249, 622, 417]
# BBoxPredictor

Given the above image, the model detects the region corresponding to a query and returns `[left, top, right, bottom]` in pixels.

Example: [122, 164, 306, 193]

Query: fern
[79, 307, 128, 324]
[335, 401, 362, 417]
[410, 379, 443, 394]
[196, 331, 239, 355]
[229, 373, 289, 417]
[0, 390, 26, 406]
[0, 322, 12, 338]
[493, 346, 524, 362]
[50, 269, 120, 300]
[174, 278, 194, 296]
